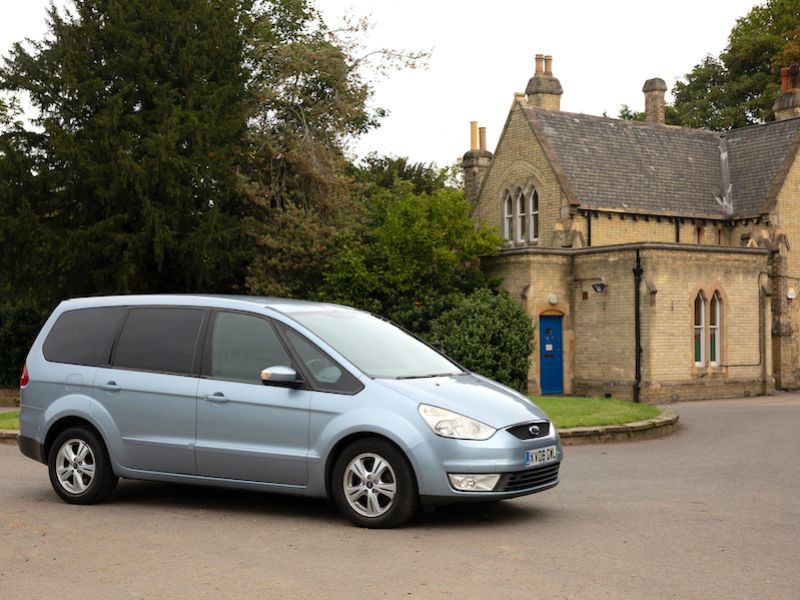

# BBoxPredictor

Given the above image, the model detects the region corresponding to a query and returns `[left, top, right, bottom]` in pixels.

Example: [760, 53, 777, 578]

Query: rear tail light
[20, 363, 29, 388]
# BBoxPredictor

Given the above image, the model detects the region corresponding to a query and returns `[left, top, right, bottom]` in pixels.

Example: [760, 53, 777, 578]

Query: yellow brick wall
[482, 252, 572, 394]
[485, 245, 772, 401]
[767, 151, 800, 386]
[573, 247, 770, 401]
[571, 213, 737, 247]
[475, 102, 567, 249]
[771, 151, 800, 287]
[640, 249, 767, 383]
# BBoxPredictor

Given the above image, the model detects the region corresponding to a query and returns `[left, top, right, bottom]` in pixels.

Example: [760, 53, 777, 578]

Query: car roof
[57, 294, 359, 316]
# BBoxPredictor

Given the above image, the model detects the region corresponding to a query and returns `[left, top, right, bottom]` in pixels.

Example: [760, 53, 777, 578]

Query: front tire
[48, 427, 118, 504]
[332, 438, 419, 528]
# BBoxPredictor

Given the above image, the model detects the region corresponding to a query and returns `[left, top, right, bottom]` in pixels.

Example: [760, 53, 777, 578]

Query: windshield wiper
[394, 372, 462, 380]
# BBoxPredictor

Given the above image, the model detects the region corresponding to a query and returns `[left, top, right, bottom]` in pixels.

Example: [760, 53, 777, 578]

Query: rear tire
[48, 427, 118, 504]
[332, 438, 419, 528]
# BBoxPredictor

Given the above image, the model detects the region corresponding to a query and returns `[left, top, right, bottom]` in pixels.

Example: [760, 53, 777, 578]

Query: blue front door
[539, 315, 564, 394]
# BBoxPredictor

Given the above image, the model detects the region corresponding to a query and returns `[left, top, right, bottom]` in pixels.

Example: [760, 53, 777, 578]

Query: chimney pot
[773, 64, 800, 120]
[470, 121, 478, 151]
[544, 55, 553, 76]
[479, 127, 487, 152]
[535, 54, 544, 75]
[781, 67, 791, 92]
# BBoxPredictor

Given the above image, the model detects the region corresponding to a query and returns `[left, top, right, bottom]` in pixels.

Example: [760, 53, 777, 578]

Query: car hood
[376, 373, 549, 429]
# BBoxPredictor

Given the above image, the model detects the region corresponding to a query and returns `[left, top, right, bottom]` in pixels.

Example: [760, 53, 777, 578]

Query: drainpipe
[633, 249, 643, 403]
[586, 211, 592, 247]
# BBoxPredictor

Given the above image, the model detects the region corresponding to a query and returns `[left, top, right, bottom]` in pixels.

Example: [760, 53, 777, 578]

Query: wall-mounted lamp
[575, 276, 607, 294]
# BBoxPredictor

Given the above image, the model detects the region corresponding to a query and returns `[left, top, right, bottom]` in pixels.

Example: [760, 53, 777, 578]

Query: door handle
[99, 381, 121, 392]
[204, 393, 230, 403]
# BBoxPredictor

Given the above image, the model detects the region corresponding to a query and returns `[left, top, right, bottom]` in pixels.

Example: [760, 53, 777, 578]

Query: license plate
[525, 445, 558, 467]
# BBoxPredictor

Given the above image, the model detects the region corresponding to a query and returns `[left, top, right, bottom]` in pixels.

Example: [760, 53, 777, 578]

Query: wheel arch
[44, 417, 106, 465]
[324, 432, 419, 500]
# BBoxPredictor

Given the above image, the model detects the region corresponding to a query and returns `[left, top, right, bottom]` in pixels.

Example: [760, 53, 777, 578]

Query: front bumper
[409, 427, 563, 501]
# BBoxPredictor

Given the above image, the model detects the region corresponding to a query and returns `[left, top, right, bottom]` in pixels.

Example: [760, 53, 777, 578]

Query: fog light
[448, 473, 500, 492]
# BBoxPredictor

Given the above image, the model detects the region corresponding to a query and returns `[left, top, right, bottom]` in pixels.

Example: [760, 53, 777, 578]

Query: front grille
[497, 462, 560, 492]
[507, 420, 551, 440]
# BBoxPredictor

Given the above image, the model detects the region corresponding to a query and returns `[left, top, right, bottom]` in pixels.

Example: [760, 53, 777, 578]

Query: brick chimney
[525, 54, 563, 111]
[642, 78, 668, 125]
[773, 64, 800, 121]
[462, 121, 492, 205]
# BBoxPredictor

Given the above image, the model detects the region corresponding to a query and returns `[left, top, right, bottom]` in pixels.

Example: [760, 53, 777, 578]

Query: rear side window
[113, 308, 206, 375]
[43, 307, 125, 366]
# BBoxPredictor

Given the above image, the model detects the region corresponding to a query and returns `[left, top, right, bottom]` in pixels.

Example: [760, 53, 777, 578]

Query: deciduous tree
[672, 0, 800, 129]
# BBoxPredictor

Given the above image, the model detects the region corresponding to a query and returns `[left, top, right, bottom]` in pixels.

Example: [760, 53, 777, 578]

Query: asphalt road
[1, 395, 799, 599]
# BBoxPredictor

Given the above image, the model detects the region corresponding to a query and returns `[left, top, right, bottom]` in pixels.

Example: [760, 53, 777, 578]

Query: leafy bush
[427, 289, 533, 392]
[323, 179, 503, 334]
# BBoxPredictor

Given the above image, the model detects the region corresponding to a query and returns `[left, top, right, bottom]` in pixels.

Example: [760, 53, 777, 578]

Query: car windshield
[288, 308, 462, 379]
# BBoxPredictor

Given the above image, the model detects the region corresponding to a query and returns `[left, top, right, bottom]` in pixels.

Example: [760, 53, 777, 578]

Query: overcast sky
[2, 0, 761, 167]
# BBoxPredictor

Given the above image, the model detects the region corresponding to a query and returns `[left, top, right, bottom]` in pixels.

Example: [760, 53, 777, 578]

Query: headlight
[418, 404, 496, 440]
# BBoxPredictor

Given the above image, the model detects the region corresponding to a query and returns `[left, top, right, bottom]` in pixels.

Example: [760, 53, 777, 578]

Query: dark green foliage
[241, 3, 393, 298]
[427, 289, 533, 392]
[672, 0, 800, 130]
[351, 154, 449, 195]
[322, 171, 504, 335]
[0, 301, 49, 386]
[0, 0, 258, 384]
[246, 203, 356, 298]
[1, 0, 256, 297]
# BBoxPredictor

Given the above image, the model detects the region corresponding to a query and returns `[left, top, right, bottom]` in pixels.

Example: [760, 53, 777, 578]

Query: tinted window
[283, 328, 363, 394]
[210, 312, 293, 384]
[43, 307, 125, 366]
[113, 308, 205, 375]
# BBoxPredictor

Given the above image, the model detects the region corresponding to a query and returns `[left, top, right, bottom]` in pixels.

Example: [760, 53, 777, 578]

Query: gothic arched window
[709, 292, 722, 365]
[694, 292, 705, 365]
[529, 189, 539, 241]
[503, 191, 513, 241]
[515, 188, 527, 243]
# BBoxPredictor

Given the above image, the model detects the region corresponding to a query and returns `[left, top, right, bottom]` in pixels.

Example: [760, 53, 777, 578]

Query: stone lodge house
[462, 55, 800, 402]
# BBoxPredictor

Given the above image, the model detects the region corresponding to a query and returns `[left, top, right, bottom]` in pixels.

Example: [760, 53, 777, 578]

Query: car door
[195, 310, 311, 486]
[92, 306, 207, 474]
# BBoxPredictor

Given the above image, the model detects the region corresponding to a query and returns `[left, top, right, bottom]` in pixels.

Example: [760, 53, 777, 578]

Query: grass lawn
[0, 410, 19, 430]
[532, 396, 660, 429]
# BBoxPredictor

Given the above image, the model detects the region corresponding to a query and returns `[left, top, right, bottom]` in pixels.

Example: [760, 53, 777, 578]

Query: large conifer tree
[1, 0, 254, 298]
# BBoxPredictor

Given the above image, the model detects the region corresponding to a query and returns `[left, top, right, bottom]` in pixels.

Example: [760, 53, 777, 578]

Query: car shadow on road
[99, 479, 552, 529]
[106, 479, 340, 522]
[412, 501, 552, 529]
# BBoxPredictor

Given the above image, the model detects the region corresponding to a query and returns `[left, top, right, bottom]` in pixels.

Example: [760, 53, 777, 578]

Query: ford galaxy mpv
[18, 295, 562, 527]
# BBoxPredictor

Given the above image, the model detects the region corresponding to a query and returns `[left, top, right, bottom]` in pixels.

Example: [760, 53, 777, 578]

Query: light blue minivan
[18, 295, 562, 527]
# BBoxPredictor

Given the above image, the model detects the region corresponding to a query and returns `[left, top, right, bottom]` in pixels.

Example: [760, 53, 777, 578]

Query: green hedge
[428, 289, 533, 392]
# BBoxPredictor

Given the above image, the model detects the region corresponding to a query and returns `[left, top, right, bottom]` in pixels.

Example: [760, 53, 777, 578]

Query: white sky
[2, 0, 761, 167]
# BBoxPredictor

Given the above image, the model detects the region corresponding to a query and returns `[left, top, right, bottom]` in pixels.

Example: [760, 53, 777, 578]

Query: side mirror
[260, 365, 304, 389]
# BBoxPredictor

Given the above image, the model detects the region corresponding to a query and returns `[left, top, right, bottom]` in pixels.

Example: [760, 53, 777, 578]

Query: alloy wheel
[342, 452, 398, 518]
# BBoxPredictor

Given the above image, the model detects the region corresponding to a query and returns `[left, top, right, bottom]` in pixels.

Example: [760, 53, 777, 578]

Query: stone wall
[474, 102, 568, 249]
[768, 149, 800, 388]
[482, 251, 572, 394]
[485, 244, 772, 402]
[573, 211, 744, 248]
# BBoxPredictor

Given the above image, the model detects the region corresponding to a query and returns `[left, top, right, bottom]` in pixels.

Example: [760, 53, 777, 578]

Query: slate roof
[726, 118, 800, 216]
[521, 105, 800, 219]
